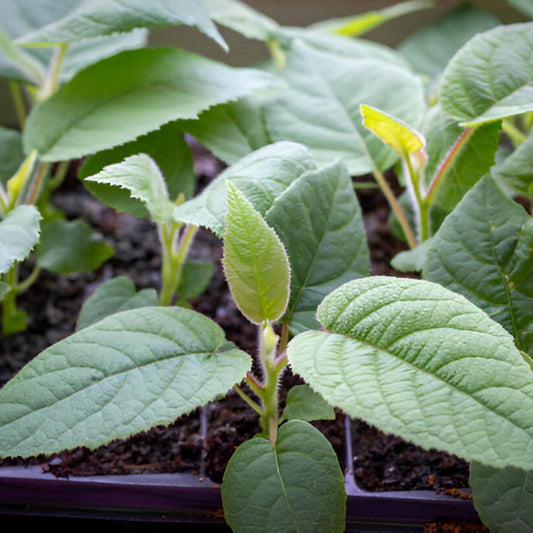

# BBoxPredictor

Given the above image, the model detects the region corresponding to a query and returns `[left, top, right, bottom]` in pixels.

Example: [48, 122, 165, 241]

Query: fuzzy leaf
[85, 153, 175, 223]
[265, 159, 370, 332]
[173, 142, 317, 237]
[17, 0, 227, 51]
[470, 462, 533, 532]
[222, 420, 345, 533]
[424, 176, 533, 354]
[440, 22, 533, 125]
[0, 205, 41, 274]
[23, 47, 281, 162]
[36, 219, 113, 274]
[223, 182, 290, 324]
[263, 39, 426, 174]
[76, 277, 157, 331]
[288, 276, 533, 470]
[0, 306, 251, 458]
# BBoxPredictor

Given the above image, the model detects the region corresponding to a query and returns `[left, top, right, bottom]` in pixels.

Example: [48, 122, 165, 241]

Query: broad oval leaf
[173, 142, 317, 237]
[84, 153, 175, 223]
[424, 176, 533, 354]
[0, 306, 251, 458]
[23, 47, 281, 162]
[0, 205, 41, 274]
[440, 22, 533, 125]
[222, 419, 345, 533]
[17, 0, 227, 51]
[287, 276, 533, 470]
[265, 158, 370, 332]
[223, 182, 290, 324]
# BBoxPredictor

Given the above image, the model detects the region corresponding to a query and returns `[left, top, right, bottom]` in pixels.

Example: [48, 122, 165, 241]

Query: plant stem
[233, 383, 263, 415]
[25, 161, 49, 205]
[403, 151, 430, 242]
[9, 81, 26, 129]
[39, 43, 68, 101]
[502, 118, 526, 148]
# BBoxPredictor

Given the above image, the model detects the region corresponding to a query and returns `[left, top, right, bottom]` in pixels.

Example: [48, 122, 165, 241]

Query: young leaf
[36, 219, 114, 274]
[287, 276, 533, 471]
[469, 462, 533, 532]
[263, 39, 426, 174]
[265, 159, 370, 332]
[173, 142, 317, 237]
[0, 205, 41, 274]
[222, 420, 345, 533]
[23, 47, 282, 162]
[440, 22, 533, 125]
[424, 176, 533, 354]
[176, 259, 214, 301]
[0, 306, 251, 458]
[17, 0, 227, 51]
[281, 385, 335, 423]
[84, 153, 176, 224]
[75, 276, 158, 331]
[223, 182, 290, 324]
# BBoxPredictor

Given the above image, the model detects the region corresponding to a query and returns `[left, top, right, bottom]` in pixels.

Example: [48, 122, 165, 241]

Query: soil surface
[0, 143, 470, 494]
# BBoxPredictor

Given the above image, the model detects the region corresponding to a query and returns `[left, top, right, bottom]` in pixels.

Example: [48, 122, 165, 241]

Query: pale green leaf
[470, 462, 533, 532]
[440, 22, 533, 125]
[76, 276, 157, 331]
[263, 39, 426, 174]
[85, 153, 175, 223]
[281, 385, 335, 423]
[287, 276, 533, 470]
[0, 205, 41, 274]
[223, 182, 290, 324]
[23, 47, 281, 162]
[222, 420, 345, 533]
[172, 142, 317, 237]
[424, 176, 533, 354]
[17, 0, 227, 51]
[265, 159, 370, 332]
[507, 0, 533, 19]
[36, 219, 114, 274]
[0, 306, 251, 458]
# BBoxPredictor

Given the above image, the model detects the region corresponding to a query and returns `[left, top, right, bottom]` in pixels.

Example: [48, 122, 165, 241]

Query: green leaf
[399, 5, 498, 80]
[222, 419, 345, 533]
[507, 0, 533, 19]
[177, 259, 214, 301]
[440, 22, 533, 125]
[0, 205, 41, 274]
[470, 462, 533, 532]
[223, 182, 290, 324]
[263, 39, 426, 174]
[23, 47, 282, 162]
[0, 126, 24, 185]
[424, 176, 533, 354]
[75, 276, 157, 331]
[84, 153, 176, 224]
[281, 385, 335, 423]
[17, 0, 227, 51]
[36, 219, 114, 274]
[0, 306, 251, 458]
[287, 276, 533, 470]
[0, 282, 9, 302]
[265, 159, 370, 332]
[173, 142, 317, 237]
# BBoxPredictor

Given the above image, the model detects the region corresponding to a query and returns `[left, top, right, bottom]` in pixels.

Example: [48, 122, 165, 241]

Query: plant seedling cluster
[1, 1, 533, 531]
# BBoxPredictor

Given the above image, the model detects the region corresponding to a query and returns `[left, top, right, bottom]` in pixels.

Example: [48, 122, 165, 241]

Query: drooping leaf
[36, 219, 114, 274]
[0, 306, 251, 458]
[75, 276, 158, 331]
[440, 22, 533, 125]
[222, 420, 345, 533]
[223, 182, 290, 324]
[424, 176, 533, 354]
[263, 39, 426, 174]
[172, 142, 317, 237]
[17, 0, 227, 51]
[0, 205, 41, 274]
[281, 385, 335, 423]
[399, 5, 498, 80]
[470, 462, 533, 532]
[287, 276, 533, 470]
[84, 153, 175, 223]
[265, 159, 370, 332]
[23, 47, 282, 162]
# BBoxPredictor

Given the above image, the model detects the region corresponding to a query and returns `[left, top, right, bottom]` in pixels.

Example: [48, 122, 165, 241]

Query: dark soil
[0, 143, 470, 493]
